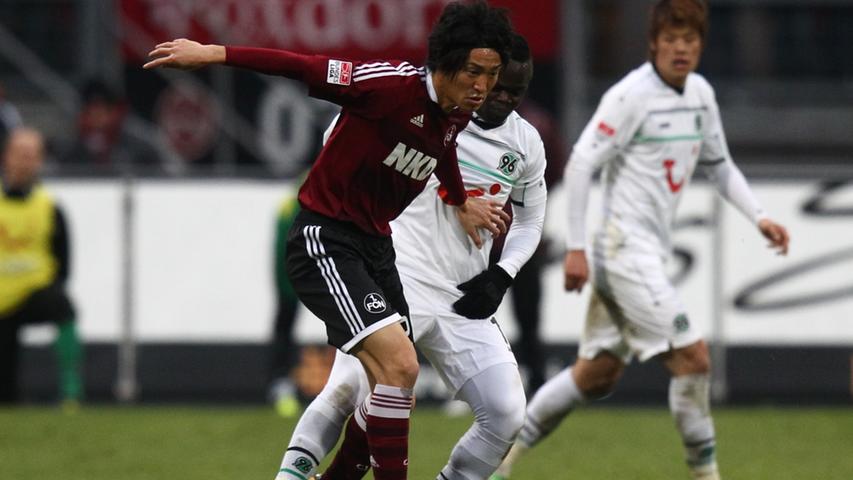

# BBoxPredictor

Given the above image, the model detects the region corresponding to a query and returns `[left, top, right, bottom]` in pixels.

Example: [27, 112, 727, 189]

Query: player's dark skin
[474, 58, 533, 127]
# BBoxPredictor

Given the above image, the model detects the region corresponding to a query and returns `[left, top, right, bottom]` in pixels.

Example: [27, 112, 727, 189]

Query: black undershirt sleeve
[52, 205, 70, 284]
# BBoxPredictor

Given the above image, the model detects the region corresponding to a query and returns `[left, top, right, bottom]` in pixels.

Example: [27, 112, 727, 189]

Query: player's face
[651, 25, 703, 88]
[2, 131, 43, 188]
[439, 48, 503, 113]
[476, 59, 532, 125]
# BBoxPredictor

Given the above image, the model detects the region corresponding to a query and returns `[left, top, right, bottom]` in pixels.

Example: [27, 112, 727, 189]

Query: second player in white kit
[276, 35, 548, 480]
[493, 2, 789, 480]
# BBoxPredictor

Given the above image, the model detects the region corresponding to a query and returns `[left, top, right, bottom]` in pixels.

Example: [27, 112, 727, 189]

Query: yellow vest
[0, 185, 58, 316]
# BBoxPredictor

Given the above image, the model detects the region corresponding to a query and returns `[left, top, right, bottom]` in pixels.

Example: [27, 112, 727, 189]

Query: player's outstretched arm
[144, 39, 226, 70]
[758, 218, 790, 256]
[455, 197, 510, 249]
[563, 249, 588, 293]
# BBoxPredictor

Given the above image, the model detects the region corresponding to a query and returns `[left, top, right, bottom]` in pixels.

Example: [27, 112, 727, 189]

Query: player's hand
[563, 249, 589, 293]
[143, 39, 226, 70]
[452, 264, 513, 319]
[758, 218, 789, 255]
[455, 197, 510, 249]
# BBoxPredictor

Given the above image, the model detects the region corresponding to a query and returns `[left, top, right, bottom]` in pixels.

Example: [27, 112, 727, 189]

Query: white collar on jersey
[425, 68, 439, 103]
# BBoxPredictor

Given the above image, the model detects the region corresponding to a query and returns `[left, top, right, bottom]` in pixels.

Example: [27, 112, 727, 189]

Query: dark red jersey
[226, 47, 469, 236]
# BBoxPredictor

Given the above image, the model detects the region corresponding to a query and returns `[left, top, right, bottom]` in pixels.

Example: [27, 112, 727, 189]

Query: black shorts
[0, 283, 75, 326]
[285, 210, 412, 352]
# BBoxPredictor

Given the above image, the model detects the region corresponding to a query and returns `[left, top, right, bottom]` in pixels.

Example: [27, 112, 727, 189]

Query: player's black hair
[81, 78, 123, 105]
[509, 32, 531, 64]
[426, 1, 513, 75]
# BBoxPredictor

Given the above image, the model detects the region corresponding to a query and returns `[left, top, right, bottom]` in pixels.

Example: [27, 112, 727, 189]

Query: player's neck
[1, 180, 35, 198]
[651, 63, 686, 94]
[430, 72, 457, 113]
[472, 114, 505, 130]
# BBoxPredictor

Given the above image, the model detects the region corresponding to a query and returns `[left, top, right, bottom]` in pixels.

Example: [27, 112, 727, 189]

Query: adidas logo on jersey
[382, 142, 437, 181]
[409, 114, 424, 128]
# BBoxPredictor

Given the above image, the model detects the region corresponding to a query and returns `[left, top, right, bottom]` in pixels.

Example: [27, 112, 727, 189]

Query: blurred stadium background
[2, 0, 852, 410]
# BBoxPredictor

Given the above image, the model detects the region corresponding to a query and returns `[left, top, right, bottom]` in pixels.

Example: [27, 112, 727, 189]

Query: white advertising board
[24, 179, 853, 346]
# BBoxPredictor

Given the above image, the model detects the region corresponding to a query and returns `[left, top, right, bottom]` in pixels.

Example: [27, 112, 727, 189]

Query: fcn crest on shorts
[364, 293, 387, 314]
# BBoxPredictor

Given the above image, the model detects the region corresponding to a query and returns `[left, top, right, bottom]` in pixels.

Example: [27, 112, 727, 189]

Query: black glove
[452, 264, 513, 319]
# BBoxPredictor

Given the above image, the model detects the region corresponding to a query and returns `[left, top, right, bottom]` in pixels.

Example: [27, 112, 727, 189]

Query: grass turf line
[1, 406, 851, 479]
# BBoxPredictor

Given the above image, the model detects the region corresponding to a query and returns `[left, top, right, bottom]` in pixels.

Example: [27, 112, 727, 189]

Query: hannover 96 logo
[292, 456, 313, 474]
[498, 152, 520, 175]
[673, 313, 690, 333]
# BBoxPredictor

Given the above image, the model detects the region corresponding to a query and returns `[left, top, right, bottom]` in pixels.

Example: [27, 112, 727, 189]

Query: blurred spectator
[267, 173, 335, 417]
[0, 127, 83, 406]
[61, 79, 161, 173]
[267, 188, 303, 417]
[0, 83, 23, 148]
[490, 99, 567, 395]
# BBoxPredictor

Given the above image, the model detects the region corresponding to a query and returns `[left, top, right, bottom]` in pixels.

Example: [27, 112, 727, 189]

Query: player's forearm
[705, 159, 767, 224]
[225, 46, 317, 82]
[565, 152, 596, 250]
[497, 201, 545, 277]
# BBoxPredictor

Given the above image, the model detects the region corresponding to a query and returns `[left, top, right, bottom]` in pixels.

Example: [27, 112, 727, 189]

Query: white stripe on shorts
[303, 225, 364, 335]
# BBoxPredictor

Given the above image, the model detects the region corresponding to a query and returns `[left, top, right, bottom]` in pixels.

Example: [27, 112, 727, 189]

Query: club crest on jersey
[444, 125, 457, 146]
[673, 313, 690, 333]
[291, 457, 313, 474]
[327, 59, 352, 85]
[382, 142, 437, 180]
[498, 152, 520, 175]
[364, 293, 387, 314]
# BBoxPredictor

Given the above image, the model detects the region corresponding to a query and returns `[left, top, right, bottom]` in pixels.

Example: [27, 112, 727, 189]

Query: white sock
[518, 367, 585, 447]
[277, 397, 347, 479]
[277, 351, 368, 479]
[669, 373, 718, 477]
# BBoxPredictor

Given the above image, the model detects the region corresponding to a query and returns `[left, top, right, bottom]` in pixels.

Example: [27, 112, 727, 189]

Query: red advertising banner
[120, 0, 558, 63]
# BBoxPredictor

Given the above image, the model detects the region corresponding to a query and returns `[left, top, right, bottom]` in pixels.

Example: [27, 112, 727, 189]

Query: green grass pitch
[2, 406, 852, 479]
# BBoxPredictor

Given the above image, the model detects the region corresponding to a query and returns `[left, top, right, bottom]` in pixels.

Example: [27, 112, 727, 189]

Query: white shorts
[579, 245, 701, 364]
[405, 275, 517, 397]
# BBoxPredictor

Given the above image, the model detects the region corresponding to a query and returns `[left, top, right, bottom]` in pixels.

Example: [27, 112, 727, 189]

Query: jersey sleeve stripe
[353, 70, 422, 83]
[356, 61, 393, 69]
[354, 62, 418, 76]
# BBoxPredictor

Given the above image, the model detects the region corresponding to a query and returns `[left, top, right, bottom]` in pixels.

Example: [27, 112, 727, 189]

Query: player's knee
[380, 350, 420, 387]
[672, 342, 711, 375]
[360, 338, 419, 387]
[487, 386, 527, 441]
[575, 363, 622, 399]
[579, 376, 617, 399]
[473, 389, 526, 453]
[316, 380, 360, 417]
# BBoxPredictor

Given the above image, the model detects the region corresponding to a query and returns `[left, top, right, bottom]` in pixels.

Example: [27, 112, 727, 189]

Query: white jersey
[392, 111, 548, 296]
[567, 62, 765, 258]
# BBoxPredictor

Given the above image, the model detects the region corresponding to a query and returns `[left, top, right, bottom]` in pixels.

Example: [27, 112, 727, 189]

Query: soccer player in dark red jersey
[145, 2, 513, 478]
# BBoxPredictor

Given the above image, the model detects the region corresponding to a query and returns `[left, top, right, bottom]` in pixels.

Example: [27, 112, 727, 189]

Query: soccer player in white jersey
[275, 34, 547, 480]
[492, 2, 790, 480]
